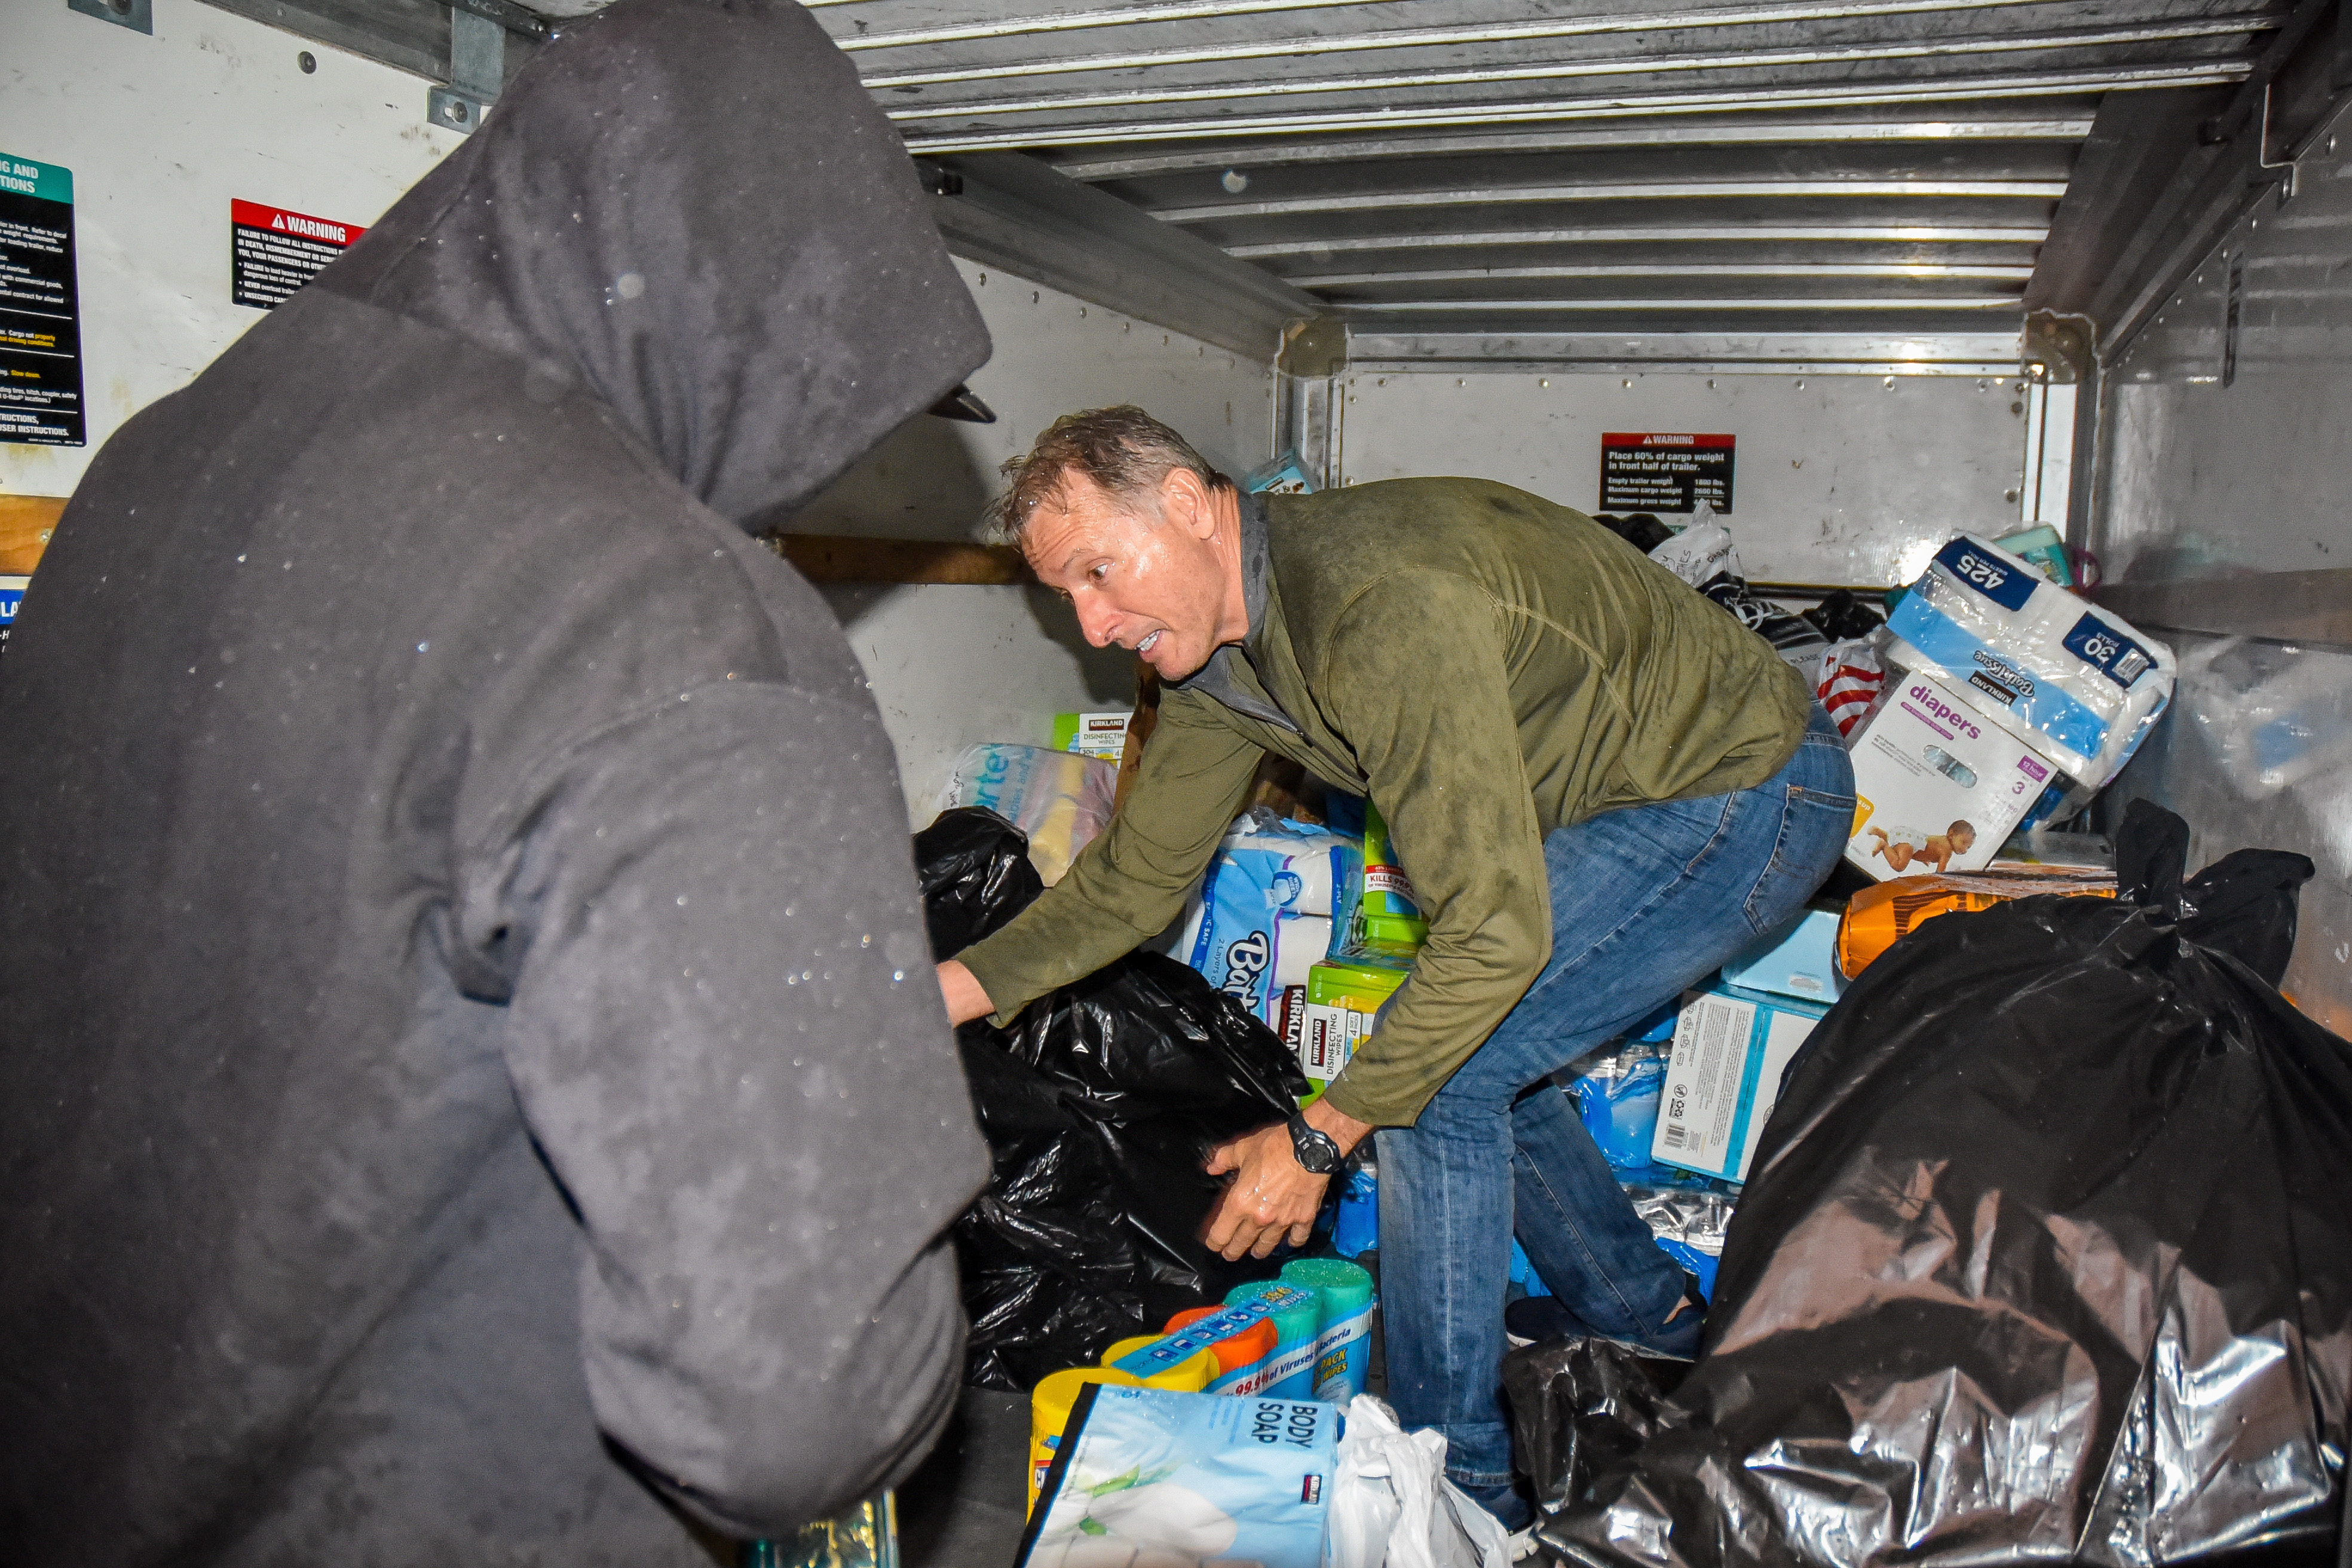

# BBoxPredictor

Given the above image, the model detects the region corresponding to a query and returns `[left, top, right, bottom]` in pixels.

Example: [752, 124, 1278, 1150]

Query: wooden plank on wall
[766, 533, 1030, 585]
[0, 512, 1028, 586]
[0, 495, 66, 576]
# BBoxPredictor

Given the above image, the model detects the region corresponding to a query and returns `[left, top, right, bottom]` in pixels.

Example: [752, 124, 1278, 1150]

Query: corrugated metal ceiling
[807, 0, 2280, 338]
[196, 0, 2290, 343]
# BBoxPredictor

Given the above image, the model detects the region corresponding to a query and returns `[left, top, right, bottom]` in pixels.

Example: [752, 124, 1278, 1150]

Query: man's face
[1022, 468, 1232, 681]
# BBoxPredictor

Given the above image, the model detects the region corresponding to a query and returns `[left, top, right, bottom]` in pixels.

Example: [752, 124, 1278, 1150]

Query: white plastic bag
[1643, 515, 1739, 589]
[1324, 1396, 1511, 1568]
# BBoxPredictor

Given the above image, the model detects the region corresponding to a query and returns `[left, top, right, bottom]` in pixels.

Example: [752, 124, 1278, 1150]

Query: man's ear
[1162, 467, 1218, 540]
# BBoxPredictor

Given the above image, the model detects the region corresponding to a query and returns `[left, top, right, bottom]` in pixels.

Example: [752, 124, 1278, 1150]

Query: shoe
[1502, 1274, 1708, 1360]
[1504, 1294, 1584, 1348]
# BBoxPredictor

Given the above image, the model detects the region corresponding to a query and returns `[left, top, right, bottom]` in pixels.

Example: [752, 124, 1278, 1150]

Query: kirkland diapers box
[1651, 984, 1829, 1183]
[1843, 670, 2063, 883]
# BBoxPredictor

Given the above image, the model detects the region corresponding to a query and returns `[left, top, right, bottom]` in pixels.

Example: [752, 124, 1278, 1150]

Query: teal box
[1719, 905, 1846, 1004]
[1651, 984, 1830, 1184]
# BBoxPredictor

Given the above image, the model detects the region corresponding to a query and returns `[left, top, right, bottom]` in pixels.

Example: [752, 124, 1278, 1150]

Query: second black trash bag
[915, 808, 1307, 1390]
[1540, 803, 2350, 1567]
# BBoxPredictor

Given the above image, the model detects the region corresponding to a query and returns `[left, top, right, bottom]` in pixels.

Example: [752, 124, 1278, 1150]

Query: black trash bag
[1504, 1336, 1688, 1516]
[1541, 804, 2348, 1567]
[914, 810, 1307, 1391]
[1594, 513, 1677, 555]
[915, 806, 1045, 960]
[1799, 587, 1886, 642]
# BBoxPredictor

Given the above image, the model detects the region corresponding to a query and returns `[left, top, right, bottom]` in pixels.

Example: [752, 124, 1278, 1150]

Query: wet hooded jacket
[0, 2, 991, 1561]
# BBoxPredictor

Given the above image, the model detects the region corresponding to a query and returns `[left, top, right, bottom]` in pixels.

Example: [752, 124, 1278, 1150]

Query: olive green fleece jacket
[958, 477, 1811, 1126]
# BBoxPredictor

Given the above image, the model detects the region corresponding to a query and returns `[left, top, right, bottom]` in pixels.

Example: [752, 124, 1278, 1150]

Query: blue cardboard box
[1720, 905, 1846, 1004]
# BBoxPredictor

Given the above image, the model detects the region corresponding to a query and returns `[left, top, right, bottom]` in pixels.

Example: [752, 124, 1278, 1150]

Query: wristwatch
[1286, 1111, 1343, 1175]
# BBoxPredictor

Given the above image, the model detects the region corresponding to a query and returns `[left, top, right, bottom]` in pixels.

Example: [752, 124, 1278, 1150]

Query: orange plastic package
[1836, 863, 2117, 978]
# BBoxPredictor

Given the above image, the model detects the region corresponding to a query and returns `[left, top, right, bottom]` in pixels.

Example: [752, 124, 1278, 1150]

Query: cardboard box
[1719, 905, 1845, 1004]
[1843, 670, 2062, 883]
[1298, 958, 1408, 1095]
[1650, 984, 1828, 1183]
[1051, 710, 1133, 763]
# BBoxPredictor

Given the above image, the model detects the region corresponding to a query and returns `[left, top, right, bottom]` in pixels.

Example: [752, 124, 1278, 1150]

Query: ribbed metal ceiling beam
[1225, 222, 2051, 259]
[1293, 262, 2037, 286]
[1156, 177, 2068, 224]
[899, 63, 2253, 153]
[1339, 295, 2025, 311]
[855, 0, 2118, 85]
[814, 0, 1394, 51]
[880, 17, 2275, 124]
[1048, 115, 2101, 181]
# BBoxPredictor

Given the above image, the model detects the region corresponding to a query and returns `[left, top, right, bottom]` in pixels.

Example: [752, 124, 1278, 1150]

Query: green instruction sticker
[0, 149, 84, 446]
[0, 155, 72, 206]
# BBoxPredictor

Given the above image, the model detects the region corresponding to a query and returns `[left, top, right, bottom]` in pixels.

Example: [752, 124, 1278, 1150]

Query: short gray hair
[986, 405, 1233, 545]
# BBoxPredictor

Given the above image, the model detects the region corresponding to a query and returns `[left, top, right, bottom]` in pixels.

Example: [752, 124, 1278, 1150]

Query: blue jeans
[1376, 705, 1854, 1494]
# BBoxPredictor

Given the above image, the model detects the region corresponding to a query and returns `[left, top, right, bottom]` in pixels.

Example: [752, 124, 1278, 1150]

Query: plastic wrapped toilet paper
[1176, 814, 1356, 1025]
[1884, 534, 2173, 792]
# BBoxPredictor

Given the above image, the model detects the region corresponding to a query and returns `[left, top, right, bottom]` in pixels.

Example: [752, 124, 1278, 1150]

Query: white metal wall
[794, 258, 1272, 543]
[798, 259, 1276, 821]
[1333, 369, 2033, 586]
[2093, 100, 2352, 1034]
[0, 0, 466, 498]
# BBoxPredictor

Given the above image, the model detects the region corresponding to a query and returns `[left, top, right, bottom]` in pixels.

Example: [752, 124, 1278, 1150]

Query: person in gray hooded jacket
[0, 1, 990, 1560]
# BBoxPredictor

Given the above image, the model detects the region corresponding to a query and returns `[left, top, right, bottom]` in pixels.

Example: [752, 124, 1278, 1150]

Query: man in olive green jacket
[937, 406, 1853, 1526]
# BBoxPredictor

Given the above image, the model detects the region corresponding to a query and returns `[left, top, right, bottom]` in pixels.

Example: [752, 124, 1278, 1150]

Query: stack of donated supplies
[1171, 798, 1433, 1100]
[1839, 532, 2173, 881]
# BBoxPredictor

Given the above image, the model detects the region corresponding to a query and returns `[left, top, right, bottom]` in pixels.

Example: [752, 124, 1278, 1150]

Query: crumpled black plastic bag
[1538, 803, 2347, 1567]
[1505, 1336, 1686, 1517]
[915, 804, 1045, 959]
[917, 808, 1306, 1391]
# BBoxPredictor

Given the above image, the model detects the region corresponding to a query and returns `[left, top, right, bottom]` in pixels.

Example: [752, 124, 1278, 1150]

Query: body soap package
[1885, 534, 2173, 798]
[1018, 1383, 1337, 1568]
[1843, 670, 2062, 883]
[1651, 984, 1828, 1183]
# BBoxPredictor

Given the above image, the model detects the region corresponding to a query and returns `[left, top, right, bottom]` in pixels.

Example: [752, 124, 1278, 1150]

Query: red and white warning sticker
[231, 198, 365, 311]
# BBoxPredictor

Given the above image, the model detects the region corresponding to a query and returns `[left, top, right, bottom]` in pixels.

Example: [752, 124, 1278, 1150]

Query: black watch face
[1291, 1117, 1340, 1173]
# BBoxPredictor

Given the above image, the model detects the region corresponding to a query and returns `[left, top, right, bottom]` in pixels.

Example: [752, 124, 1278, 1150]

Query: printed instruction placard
[232, 199, 365, 311]
[1601, 431, 1735, 514]
[0, 152, 84, 447]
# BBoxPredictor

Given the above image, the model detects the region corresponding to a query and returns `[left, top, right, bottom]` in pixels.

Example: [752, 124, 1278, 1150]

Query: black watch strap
[1287, 1111, 1342, 1175]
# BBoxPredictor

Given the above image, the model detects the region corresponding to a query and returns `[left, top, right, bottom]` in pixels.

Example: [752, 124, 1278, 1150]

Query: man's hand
[935, 959, 993, 1026]
[1203, 1100, 1374, 1261]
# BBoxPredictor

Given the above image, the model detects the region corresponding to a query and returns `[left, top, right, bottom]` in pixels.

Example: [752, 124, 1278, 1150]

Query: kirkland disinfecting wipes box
[1843, 669, 2063, 883]
[1652, 984, 1827, 1183]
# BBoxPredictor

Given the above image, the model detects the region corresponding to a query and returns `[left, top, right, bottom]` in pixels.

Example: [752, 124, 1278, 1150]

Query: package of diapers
[1885, 534, 2174, 795]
